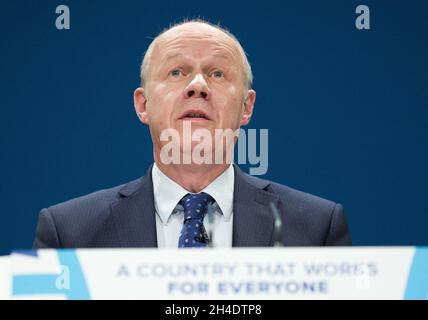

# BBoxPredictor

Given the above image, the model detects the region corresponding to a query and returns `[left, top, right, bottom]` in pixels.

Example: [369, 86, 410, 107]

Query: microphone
[269, 202, 283, 247]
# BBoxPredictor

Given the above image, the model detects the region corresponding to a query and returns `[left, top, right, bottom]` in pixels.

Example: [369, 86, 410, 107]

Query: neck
[154, 157, 231, 193]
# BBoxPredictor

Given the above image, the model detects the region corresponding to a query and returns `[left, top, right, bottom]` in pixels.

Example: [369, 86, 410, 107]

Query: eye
[211, 70, 224, 78]
[170, 69, 182, 77]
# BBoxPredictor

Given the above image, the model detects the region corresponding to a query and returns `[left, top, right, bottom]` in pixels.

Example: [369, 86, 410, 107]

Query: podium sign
[6, 247, 428, 300]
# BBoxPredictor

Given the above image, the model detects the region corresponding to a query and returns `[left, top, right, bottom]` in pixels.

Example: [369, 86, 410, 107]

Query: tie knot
[180, 192, 214, 221]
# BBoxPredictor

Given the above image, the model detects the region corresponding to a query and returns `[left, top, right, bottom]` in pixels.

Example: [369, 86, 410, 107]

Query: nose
[183, 74, 211, 100]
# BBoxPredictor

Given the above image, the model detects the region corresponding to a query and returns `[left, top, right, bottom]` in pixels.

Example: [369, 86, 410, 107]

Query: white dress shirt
[152, 163, 234, 248]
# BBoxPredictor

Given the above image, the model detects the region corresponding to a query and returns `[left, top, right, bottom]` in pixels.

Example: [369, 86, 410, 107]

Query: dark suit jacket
[33, 164, 351, 248]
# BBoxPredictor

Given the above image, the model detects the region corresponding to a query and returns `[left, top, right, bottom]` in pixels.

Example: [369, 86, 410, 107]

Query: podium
[1, 247, 427, 300]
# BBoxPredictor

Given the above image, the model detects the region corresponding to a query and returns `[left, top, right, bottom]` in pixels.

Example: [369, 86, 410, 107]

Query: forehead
[152, 23, 241, 63]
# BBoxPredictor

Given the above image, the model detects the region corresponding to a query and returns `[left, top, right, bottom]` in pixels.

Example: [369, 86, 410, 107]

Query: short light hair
[140, 19, 253, 91]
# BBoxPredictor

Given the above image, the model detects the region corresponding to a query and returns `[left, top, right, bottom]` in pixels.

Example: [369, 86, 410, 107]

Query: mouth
[179, 109, 211, 121]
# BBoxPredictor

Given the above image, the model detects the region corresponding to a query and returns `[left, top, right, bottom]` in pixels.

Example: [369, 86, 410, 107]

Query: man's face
[134, 23, 255, 158]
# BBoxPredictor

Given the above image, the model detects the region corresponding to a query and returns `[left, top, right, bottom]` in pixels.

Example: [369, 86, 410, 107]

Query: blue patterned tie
[178, 192, 214, 248]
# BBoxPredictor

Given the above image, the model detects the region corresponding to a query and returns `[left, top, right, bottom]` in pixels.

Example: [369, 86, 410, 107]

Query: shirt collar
[201, 165, 234, 222]
[151, 163, 235, 224]
[152, 163, 189, 224]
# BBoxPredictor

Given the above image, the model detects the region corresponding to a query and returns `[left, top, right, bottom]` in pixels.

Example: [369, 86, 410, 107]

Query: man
[33, 20, 351, 249]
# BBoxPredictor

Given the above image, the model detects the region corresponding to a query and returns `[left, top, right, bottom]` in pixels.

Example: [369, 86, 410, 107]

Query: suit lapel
[232, 165, 279, 247]
[110, 165, 158, 247]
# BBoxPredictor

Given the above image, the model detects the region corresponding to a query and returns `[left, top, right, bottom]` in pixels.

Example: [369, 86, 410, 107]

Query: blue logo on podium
[12, 250, 90, 299]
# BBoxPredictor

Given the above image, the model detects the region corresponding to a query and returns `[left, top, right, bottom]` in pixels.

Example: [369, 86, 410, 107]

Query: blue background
[1, 0, 427, 254]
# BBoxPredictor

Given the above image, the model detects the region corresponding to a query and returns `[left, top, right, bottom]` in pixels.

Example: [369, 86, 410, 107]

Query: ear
[133, 87, 149, 125]
[240, 89, 256, 126]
